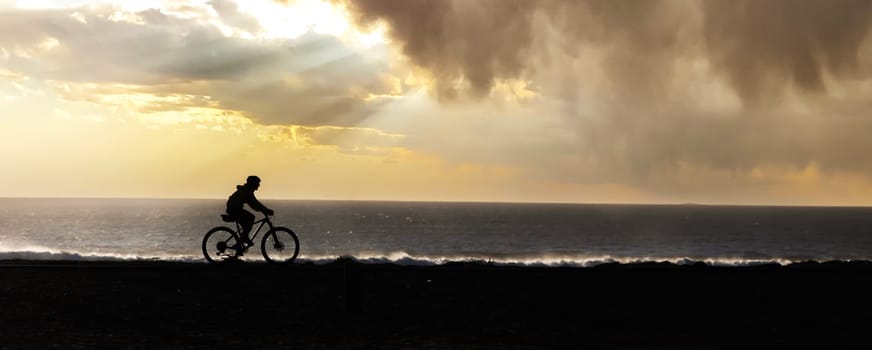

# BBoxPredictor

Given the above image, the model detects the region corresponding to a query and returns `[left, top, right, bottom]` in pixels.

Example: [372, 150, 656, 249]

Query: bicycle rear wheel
[261, 227, 300, 264]
[202, 227, 241, 263]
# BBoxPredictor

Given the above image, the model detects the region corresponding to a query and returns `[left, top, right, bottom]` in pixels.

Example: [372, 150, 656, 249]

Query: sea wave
[0, 247, 856, 267]
[0, 242, 198, 262]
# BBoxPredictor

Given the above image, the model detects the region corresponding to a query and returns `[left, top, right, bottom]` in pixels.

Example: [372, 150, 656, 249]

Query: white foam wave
[0, 247, 849, 267]
[0, 243, 203, 262]
[308, 252, 805, 267]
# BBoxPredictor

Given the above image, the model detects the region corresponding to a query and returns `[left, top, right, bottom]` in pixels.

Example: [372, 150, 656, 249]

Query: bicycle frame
[234, 215, 275, 242]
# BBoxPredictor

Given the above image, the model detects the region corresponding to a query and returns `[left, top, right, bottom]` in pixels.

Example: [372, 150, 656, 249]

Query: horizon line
[1, 196, 871, 208]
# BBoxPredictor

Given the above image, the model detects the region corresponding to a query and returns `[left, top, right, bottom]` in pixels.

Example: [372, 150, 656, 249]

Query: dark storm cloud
[702, 0, 872, 105]
[342, 0, 539, 98]
[341, 0, 872, 104]
[337, 0, 872, 197]
[0, 6, 394, 127]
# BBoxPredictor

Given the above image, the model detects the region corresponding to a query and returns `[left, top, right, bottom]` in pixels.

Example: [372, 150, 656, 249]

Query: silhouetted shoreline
[2, 259, 870, 348]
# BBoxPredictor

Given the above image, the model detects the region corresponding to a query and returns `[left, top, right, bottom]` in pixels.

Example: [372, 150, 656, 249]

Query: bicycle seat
[220, 214, 235, 222]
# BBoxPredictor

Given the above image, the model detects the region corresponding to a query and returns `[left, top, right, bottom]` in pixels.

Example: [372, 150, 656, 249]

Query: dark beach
[2, 260, 870, 349]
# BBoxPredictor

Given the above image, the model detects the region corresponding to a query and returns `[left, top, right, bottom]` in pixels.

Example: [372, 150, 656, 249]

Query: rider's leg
[238, 210, 255, 244]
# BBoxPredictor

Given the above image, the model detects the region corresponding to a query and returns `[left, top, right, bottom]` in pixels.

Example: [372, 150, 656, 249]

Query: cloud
[46, 80, 255, 130]
[209, 0, 263, 36]
[341, 0, 540, 99]
[263, 124, 404, 155]
[0, 7, 306, 84]
[701, 0, 872, 105]
[0, 68, 26, 80]
[336, 0, 872, 196]
[341, 0, 872, 105]
[0, 4, 398, 126]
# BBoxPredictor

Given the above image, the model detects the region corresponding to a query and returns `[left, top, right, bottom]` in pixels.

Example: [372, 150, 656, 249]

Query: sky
[1, 0, 872, 205]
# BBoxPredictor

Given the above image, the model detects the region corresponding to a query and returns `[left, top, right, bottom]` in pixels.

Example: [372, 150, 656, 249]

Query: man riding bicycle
[226, 176, 274, 247]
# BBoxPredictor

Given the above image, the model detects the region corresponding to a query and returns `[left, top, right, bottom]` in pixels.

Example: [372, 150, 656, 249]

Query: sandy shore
[1, 259, 871, 349]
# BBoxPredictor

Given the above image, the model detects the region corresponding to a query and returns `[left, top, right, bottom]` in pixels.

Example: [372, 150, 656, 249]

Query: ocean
[1, 198, 871, 266]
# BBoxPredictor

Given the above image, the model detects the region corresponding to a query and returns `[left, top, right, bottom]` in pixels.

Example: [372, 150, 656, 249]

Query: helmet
[246, 175, 261, 185]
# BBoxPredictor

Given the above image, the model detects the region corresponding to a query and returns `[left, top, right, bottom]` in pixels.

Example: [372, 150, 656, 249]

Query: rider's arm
[247, 193, 270, 213]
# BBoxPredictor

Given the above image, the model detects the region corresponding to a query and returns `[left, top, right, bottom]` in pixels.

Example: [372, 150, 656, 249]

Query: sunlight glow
[235, 0, 385, 47]
[354, 25, 387, 48]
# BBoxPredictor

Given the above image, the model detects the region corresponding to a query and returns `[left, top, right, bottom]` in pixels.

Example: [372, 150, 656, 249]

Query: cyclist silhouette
[226, 176, 274, 245]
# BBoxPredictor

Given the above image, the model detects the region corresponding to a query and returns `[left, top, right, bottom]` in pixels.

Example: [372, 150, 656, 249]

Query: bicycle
[202, 214, 300, 264]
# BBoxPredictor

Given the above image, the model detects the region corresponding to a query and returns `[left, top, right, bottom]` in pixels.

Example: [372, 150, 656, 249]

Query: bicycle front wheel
[202, 227, 240, 263]
[261, 227, 300, 264]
